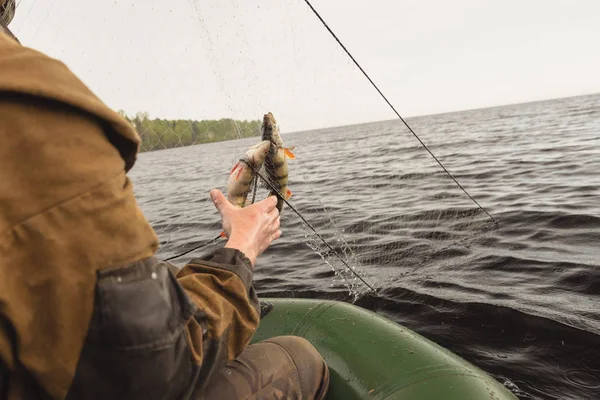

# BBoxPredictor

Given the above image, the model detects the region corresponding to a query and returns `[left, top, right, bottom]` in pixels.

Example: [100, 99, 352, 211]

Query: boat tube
[254, 298, 517, 399]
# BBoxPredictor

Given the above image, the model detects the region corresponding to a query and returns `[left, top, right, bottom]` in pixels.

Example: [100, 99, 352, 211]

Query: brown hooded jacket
[0, 30, 259, 400]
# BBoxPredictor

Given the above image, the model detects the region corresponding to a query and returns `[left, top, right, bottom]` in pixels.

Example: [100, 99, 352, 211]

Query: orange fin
[219, 231, 228, 239]
[286, 189, 292, 200]
[230, 162, 240, 175]
[284, 148, 296, 160]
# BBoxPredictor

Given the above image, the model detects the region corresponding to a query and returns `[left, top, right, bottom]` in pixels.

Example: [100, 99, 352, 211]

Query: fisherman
[0, 2, 329, 399]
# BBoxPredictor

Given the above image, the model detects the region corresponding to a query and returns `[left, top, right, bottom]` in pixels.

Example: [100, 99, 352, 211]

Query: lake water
[130, 93, 600, 399]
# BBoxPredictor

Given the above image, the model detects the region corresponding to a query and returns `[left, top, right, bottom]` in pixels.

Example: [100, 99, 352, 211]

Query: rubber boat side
[253, 298, 517, 400]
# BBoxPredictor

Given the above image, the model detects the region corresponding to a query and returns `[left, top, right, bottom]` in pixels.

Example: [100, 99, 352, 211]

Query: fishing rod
[301, 0, 499, 225]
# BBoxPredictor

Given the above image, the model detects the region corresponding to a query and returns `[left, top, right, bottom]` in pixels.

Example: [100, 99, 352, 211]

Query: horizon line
[283, 91, 600, 135]
[119, 91, 599, 135]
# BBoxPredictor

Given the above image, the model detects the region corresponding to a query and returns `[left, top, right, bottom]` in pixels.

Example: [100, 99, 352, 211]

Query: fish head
[261, 112, 283, 147]
[244, 140, 271, 167]
[263, 112, 277, 129]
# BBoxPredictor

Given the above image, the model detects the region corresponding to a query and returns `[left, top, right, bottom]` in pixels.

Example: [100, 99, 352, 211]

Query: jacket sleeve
[175, 249, 261, 393]
[65, 250, 260, 400]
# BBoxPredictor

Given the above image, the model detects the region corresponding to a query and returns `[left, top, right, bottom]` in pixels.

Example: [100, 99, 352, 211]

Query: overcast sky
[9, 0, 600, 131]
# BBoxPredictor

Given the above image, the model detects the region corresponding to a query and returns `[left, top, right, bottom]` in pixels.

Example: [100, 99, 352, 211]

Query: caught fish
[261, 112, 295, 213]
[227, 140, 271, 208]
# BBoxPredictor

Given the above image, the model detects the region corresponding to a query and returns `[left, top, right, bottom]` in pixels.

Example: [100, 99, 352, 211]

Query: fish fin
[230, 162, 240, 175]
[286, 189, 293, 200]
[235, 164, 244, 181]
[284, 148, 296, 160]
[219, 231, 228, 239]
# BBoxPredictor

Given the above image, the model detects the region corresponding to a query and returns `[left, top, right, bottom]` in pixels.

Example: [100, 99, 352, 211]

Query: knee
[265, 336, 329, 398]
[266, 336, 323, 366]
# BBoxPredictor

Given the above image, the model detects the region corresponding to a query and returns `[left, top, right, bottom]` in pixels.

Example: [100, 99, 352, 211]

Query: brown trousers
[203, 336, 330, 400]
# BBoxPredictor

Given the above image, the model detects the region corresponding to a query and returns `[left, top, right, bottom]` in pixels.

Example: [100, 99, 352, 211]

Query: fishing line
[301, 0, 499, 225]
[165, 165, 377, 297]
[164, 234, 222, 262]
[240, 159, 377, 293]
[250, 175, 259, 205]
[164, 164, 376, 298]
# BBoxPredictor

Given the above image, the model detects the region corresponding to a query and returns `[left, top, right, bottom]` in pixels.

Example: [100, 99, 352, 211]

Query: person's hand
[210, 189, 281, 268]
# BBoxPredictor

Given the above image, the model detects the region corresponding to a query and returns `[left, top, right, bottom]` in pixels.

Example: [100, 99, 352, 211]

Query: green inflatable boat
[254, 299, 517, 400]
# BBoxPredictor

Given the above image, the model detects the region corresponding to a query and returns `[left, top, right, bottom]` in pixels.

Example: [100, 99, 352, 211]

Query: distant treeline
[117, 111, 262, 152]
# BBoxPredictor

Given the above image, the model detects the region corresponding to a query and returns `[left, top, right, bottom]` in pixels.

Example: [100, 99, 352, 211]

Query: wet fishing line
[165, 158, 377, 293]
[164, 234, 221, 262]
[240, 159, 377, 293]
[250, 175, 259, 204]
[165, 176, 259, 262]
[302, 0, 499, 225]
[169, 1, 478, 292]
